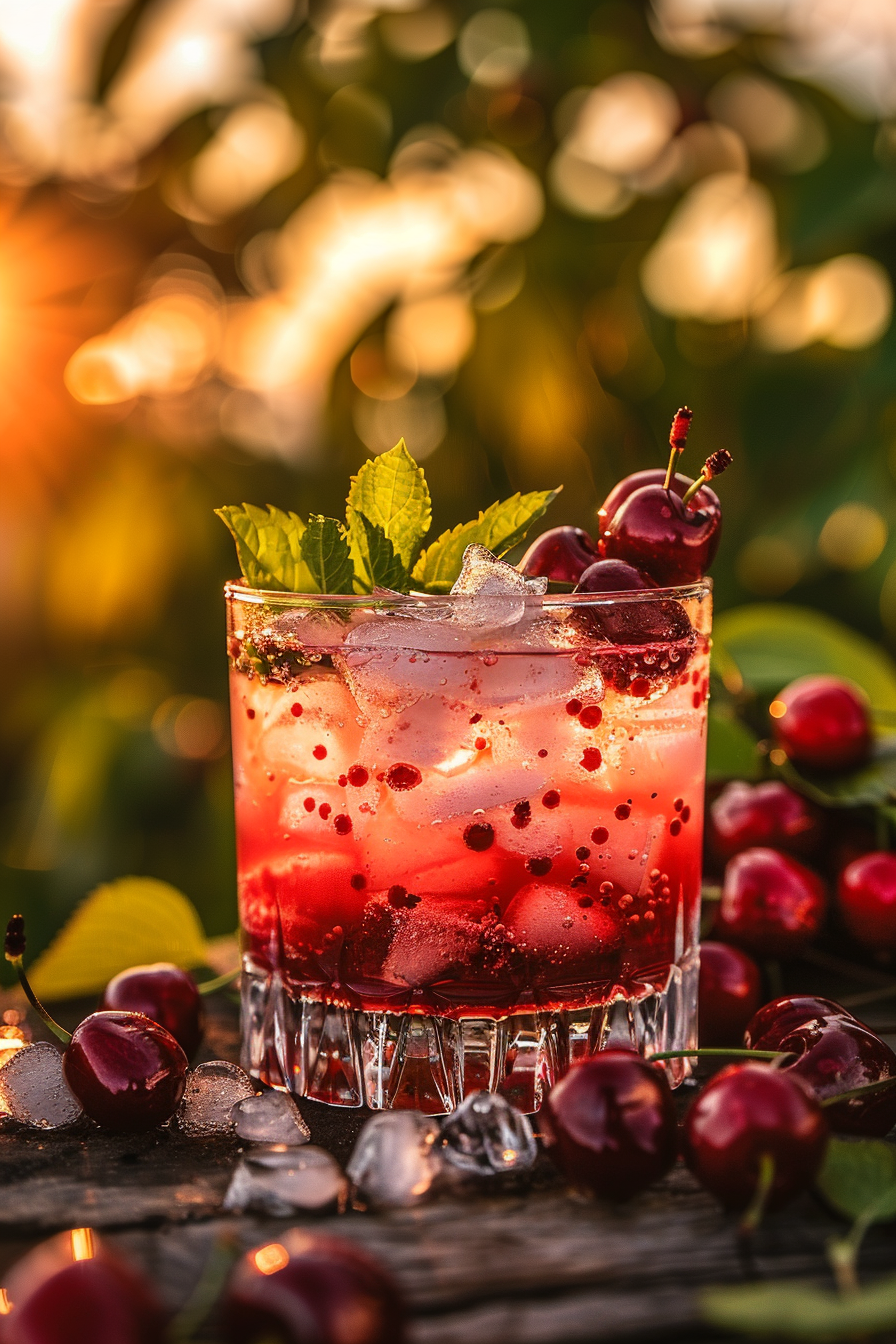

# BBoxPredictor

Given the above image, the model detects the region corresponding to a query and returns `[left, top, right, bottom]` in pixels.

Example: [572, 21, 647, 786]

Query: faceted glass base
[241, 952, 699, 1115]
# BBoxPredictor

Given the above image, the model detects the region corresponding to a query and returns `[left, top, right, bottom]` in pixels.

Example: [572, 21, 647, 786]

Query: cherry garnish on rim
[574, 559, 655, 593]
[4, 916, 188, 1134]
[541, 1050, 677, 1201]
[221, 1231, 407, 1344]
[602, 451, 731, 587]
[712, 847, 826, 958]
[708, 780, 822, 861]
[838, 851, 896, 949]
[682, 1062, 828, 1215]
[770, 674, 871, 771]
[101, 962, 203, 1060]
[519, 526, 599, 584]
[698, 941, 762, 1048]
[597, 406, 694, 528]
[0, 1227, 167, 1344]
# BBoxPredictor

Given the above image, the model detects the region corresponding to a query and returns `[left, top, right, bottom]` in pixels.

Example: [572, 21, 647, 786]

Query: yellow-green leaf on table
[29, 877, 207, 1001]
[714, 605, 896, 710]
[412, 488, 562, 593]
[346, 439, 431, 570]
[702, 1274, 896, 1340]
[816, 1137, 896, 1223]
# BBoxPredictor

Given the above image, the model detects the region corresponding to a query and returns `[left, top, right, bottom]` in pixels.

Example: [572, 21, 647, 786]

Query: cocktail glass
[227, 580, 711, 1113]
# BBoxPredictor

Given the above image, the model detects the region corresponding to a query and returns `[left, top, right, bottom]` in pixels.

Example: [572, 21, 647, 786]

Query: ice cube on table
[0, 1042, 82, 1129]
[223, 1144, 347, 1216]
[441, 1090, 537, 1175]
[450, 544, 548, 631]
[176, 1060, 255, 1137]
[232, 1090, 310, 1146]
[346, 1112, 443, 1207]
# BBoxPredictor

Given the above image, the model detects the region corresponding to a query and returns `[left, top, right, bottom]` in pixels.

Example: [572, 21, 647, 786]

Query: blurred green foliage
[4, 0, 896, 975]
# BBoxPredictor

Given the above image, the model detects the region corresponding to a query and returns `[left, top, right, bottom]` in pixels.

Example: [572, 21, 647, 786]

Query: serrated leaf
[28, 877, 207, 1001]
[714, 605, 896, 710]
[216, 504, 316, 592]
[348, 512, 409, 592]
[300, 515, 354, 594]
[346, 439, 431, 570]
[816, 1137, 896, 1223]
[412, 488, 562, 593]
[702, 1275, 896, 1340]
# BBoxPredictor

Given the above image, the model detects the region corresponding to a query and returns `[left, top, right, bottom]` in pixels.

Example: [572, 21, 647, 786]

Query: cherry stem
[739, 1152, 775, 1239]
[168, 1231, 241, 1342]
[680, 474, 708, 507]
[649, 1048, 788, 1063]
[663, 406, 693, 490]
[197, 967, 241, 997]
[821, 1077, 896, 1106]
[5, 959, 71, 1046]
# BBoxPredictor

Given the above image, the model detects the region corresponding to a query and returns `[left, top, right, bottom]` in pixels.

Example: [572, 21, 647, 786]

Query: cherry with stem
[5, 915, 188, 1133]
[663, 406, 693, 490]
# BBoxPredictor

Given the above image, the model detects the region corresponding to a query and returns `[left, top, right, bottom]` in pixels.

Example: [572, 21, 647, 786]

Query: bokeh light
[818, 503, 888, 571]
[755, 254, 893, 351]
[457, 9, 530, 88]
[641, 172, 779, 321]
[736, 536, 807, 597]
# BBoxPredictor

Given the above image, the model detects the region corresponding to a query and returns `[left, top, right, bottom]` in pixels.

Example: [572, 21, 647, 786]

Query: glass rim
[225, 577, 712, 607]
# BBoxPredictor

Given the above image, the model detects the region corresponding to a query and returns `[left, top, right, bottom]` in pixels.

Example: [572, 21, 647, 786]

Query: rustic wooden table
[2, 968, 896, 1344]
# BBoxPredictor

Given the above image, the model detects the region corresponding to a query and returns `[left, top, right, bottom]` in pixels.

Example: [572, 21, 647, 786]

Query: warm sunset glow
[70, 1228, 95, 1261]
[253, 1243, 289, 1276]
[755, 254, 892, 352]
[0, 1288, 10, 1314]
[641, 172, 779, 321]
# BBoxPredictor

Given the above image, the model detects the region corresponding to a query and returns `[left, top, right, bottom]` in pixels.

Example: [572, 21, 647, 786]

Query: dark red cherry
[744, 994, 852, 1050]
[602, 482, 722, 586]
[574, 559, 656, 593]
[713, 847, 826, 958]
[541, 1050, 677, 1201]
[682, 1062, 828, 1211]
[598, 469, 692, 529]
[698, 941, 762, 1047]
[101, 962, 203, 1059]
[838, 851, 896, 949]
[221, 1231, 406, 1344]
[62, 1011, 187, 1133]
[708, 781, 821, 861]
[771, 675, 871, 772]
[519, 526, 599, 584]
[0, 1228, 166, 1344]
[770, 1016, 896, 1137]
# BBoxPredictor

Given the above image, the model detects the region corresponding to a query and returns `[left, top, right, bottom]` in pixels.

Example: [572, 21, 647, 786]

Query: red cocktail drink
[229, 582, 711, 1112]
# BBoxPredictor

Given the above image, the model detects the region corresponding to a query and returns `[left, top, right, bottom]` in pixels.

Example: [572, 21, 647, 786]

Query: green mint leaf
[411, 487, 562, 593]
[346, 438, 432, 570]
[349, 512, 409, 592]
[300, 515, 354, 594]
[816, 1137, 896, 1224]
[216, 504, 316, 592]
[702, 1274, 896, 1339]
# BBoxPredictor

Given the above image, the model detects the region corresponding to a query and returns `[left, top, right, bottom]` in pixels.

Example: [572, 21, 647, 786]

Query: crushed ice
[0, 1042, 82, 1130]
[224, 1144, 346, 1216]
[176, 1060, 255, 1137]
[232, 1090, 310, 1146]
[346, 1111, 443, 1208]
[449, 544, 548, 631]
[440, 1090, 537, 1175]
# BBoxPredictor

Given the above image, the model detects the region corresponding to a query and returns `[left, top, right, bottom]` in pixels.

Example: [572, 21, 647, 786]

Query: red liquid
[229, 595, 709, 1021]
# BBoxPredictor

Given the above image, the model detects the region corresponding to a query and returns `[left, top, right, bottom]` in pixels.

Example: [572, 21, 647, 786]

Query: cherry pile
[0, 1227, 405, 1344]
[4, 918, 220, 1134]
[520, 405, 732, 593]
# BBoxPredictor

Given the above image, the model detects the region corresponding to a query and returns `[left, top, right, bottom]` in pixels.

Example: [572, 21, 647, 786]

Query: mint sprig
[217, 439, 561, 594]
